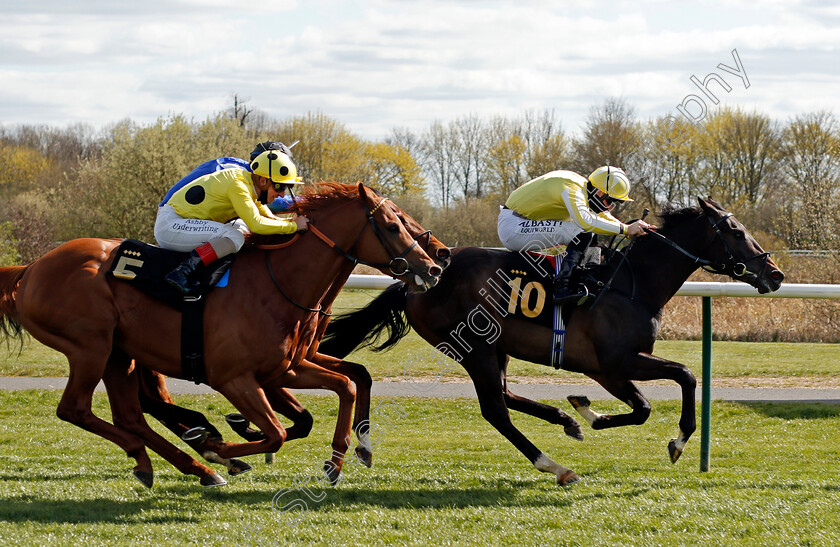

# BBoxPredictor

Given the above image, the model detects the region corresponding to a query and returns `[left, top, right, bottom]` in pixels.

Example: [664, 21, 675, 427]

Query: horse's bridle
[644, 212, 770, 282]
[262, 196, 422, 315]
[590, 209, 772, 309]
[308, 197, 420, 277]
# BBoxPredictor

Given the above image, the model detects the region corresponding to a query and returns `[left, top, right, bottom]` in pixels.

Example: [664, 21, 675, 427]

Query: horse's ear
[698, 196, 726, 218]
[357, 182, 370, 200]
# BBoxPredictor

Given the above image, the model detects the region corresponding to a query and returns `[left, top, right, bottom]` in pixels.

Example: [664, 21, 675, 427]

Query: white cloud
[0, 0, 838, 139]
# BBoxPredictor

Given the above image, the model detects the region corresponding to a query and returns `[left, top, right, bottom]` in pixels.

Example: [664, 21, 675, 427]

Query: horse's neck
[269, 202, 367, 311]
[623, 219, 708, 310]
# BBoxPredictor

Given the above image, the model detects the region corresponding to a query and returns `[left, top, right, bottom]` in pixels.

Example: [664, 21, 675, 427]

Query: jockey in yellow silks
[155, 142, 310, 295]
[497, 166, 655, 305]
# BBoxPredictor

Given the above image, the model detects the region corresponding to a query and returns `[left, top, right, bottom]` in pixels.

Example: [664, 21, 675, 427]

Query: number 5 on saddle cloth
[108, 239, 235, 384]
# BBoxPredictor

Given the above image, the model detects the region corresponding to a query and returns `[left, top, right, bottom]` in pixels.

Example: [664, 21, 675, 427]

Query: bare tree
[629, 116, 701, 209]
[452, 114, 487, 198]
[421, 121, 459, 208]
[572, 97, 641, 174]
[777, 111, 840, 248]
[229, 94, 253, 127]
[695, 107, 781, 206]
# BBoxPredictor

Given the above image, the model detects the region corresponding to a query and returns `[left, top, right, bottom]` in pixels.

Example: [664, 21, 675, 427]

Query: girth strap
[180, 296, 207, 384]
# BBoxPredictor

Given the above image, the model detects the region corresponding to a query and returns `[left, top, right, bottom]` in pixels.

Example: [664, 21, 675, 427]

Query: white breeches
[154, 204, 247, 252]
[496, 207, 584, 252]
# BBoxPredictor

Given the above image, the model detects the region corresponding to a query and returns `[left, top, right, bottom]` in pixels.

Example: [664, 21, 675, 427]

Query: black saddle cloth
[108, 239, 234, 308]
[493, 248, 604, 325]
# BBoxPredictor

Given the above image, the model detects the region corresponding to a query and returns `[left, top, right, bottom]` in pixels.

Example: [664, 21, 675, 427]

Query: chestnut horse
[0, 183, 441, 487]
[320, 198, 785, 485]
[137, 211, 452, 473]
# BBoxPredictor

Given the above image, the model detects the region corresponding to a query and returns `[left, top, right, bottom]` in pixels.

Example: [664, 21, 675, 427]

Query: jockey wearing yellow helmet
[155, 141, 310, 295]
[497, 166, 655, 305]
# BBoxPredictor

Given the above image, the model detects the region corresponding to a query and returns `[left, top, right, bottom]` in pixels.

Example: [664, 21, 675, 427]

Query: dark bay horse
[320, 198, 785, 485]
[0, 183, 441, 487]
[137, 210, 452, 474]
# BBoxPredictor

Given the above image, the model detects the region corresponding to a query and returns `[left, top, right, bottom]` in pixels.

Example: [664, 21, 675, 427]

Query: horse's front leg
[465, 356, 580, 486]
[310, 352, 374, 467]
[627, 352, 697, 463]
[277, 360, 356, 485]
[204, 376, 289, 461]
[567, 377, 652, 431]
[568, 352, 697, 463]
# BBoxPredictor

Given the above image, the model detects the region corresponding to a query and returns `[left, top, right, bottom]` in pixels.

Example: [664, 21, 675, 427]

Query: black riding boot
[552, 248, 588, 305]
[165, 250, 203, 296]
[553, 233, 595, 305]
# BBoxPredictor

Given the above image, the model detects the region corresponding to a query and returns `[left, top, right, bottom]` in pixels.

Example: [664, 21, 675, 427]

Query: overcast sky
[1, 0, 838, 140]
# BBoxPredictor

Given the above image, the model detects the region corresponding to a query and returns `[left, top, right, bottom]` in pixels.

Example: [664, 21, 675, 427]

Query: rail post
[700, 296, 712, 472]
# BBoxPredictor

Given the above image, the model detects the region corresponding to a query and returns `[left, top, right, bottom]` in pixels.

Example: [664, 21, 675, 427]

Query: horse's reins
[259, 196, 421, 315]
[588, 209, 648, 308]
[590, 211, 770, 309]
[307, 198, 419, 276]
[643, 213, 769, 281]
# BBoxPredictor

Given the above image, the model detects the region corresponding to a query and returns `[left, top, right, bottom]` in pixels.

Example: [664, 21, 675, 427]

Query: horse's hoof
[201, 472, 228, 487]
[323, 461, 341, 486]
[265, 453, 275, 465]
[557, 470, 581, 486]
[132, 470, 154, 489]
[182, 426, 210, 444]
[228, 458, 253, 476]
[564, 424, 585, 441]
[355, 446, 373, 468]
[668, 440, 683, 463]
[567, 395, 591, 409]
[225, 413, 249, 427]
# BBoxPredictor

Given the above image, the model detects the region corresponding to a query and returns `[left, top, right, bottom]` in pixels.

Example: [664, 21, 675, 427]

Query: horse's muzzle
[756, 266, 785, 294]
[409, 265, 442, 292]
[435, 247, 452, 269]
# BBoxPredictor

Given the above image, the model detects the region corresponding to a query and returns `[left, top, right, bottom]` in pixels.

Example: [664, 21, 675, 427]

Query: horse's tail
[0, 265, 28, 345]
[320, 282, 410, 359]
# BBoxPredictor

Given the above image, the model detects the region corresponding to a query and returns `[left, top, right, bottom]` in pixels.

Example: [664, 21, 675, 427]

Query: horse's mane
[656, 202, 702, 231]
[246, 182, 381, 248]
[294, 182, 380, 216]
[618, 203, 702, 258]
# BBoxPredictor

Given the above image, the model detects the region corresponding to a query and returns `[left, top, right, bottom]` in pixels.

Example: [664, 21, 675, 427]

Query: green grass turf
[2, 289, 839, 382]
[0, 391, 839, 545]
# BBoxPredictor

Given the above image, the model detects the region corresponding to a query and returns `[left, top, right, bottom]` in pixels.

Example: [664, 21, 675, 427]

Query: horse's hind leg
[138, 367, 224, 440]
[103, 356, 226, 487]
[465, 356, 579, 486]
[137, 367, 251, 476]
[56, 350, 154, 487]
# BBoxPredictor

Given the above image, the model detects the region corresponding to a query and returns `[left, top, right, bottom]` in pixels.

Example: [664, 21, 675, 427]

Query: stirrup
[165, 266, 196, 296]
[553, 286, 590, 306]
